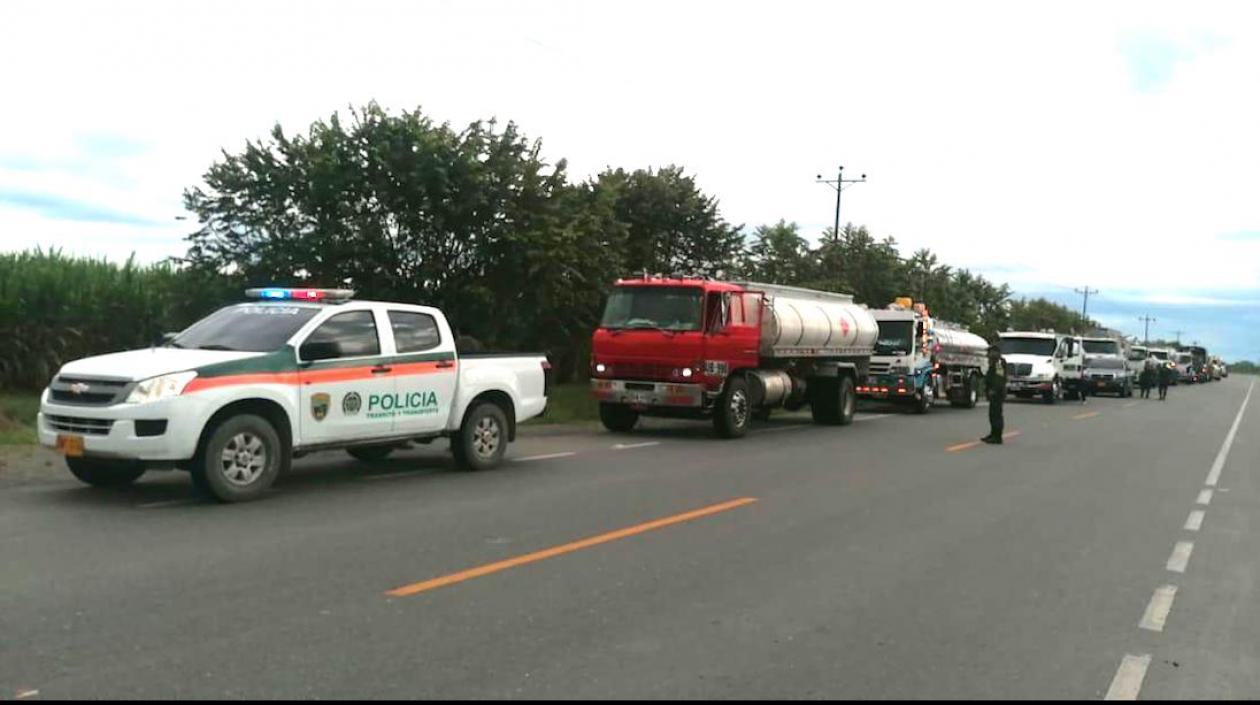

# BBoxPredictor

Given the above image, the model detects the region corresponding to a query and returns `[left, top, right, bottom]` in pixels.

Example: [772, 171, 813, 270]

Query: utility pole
[1137, 315, 1156, 344]
[1171, 330, 1185, 345]
[1074, 286, 1099, 321]
[816, 166, 867, 242]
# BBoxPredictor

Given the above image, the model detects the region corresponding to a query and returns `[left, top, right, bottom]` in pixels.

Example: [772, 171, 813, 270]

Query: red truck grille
[609, 362, 675, 380]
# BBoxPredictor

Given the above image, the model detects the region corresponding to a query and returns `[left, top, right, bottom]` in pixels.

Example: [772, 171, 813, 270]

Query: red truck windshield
[600, 286, 704, 332]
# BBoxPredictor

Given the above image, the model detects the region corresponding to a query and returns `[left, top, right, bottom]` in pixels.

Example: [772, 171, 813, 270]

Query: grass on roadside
[528, 381, 599, 425]
[0, 392, 40, 445]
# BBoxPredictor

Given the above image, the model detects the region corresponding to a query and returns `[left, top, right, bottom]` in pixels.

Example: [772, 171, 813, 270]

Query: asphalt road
[1, 378, 1256, 699]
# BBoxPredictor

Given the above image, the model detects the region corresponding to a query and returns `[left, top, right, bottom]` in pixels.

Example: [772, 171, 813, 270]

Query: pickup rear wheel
[453, 402, 508, 471]
[599, 403, 639, 433]
[714, 376, 751, 439]
[191, 414, 283, 503]
[66, 458, 146, 488]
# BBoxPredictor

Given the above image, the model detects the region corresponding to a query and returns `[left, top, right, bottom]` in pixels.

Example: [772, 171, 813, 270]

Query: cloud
[0, 189, 163, 226]
[1118, 31, 1227, 92]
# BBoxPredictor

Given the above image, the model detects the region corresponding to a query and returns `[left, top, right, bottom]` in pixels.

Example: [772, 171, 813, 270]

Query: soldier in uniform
[1138, 358, 1155, 399]
[982, 345, 1007, 445]
[1158, 360, 1174, 401]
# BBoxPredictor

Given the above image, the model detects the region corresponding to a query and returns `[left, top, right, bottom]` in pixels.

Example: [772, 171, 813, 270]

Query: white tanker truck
[858, 298, 990, 412]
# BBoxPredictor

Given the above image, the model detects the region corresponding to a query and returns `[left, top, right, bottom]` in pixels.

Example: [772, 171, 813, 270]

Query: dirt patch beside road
[0, 445, 63, 487]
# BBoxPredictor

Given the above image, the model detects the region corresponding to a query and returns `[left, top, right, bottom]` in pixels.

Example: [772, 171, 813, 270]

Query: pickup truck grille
[1008, 363, 1033, 377]
[46, 415, 114, 436]
[48, 376, 131, 406]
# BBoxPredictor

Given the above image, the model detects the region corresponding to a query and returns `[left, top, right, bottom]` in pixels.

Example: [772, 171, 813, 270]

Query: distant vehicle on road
[590, 276, 877, 437]
[1174, 352, 1197, 384]
[998, 331, 1087, 403]
[38, 288, 551, 502]
[1186, 345, 1210, 382]
[1127, 345, 1152, 382]
[860, 297, 989, 412]
[1082, 356, 1133, 397]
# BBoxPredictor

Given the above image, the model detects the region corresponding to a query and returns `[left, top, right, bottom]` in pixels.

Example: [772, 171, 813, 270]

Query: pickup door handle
[436, 360, 455, 369]
[371, 365, 392, 375]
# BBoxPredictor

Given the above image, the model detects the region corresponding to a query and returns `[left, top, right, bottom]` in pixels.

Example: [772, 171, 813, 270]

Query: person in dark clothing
[982, 346, 1007, 445]
[1139, 359, 1155, 399]
[1157, 361, 1174, 401]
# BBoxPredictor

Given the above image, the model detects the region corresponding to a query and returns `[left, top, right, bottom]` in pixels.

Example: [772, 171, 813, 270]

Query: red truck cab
[590, 276, 763, 431]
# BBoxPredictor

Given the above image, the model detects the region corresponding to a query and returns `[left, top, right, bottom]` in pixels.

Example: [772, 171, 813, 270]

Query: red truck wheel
[714, 377, 750, 439]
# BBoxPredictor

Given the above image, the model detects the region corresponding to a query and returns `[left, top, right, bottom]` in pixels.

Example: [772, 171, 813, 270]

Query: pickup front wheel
[191, 414, 283, 502]
[454, 402, 508, 471]
[66, 458, 146, 488]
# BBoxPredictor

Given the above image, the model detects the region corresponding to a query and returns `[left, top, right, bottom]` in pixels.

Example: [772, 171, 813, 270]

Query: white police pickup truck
[38, 288, 551, 502]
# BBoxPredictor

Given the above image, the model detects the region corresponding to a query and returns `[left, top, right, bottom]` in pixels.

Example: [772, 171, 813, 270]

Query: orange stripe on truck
[182, 361, 455, 394]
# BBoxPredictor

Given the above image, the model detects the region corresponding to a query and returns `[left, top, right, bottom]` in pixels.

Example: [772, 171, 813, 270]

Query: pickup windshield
[875, 320, 914, 355]
[1000, 337, 1057, 356]
[1083, 340, 1119, 355]
[171, 304, 322, 352]
[600, 286, 703, 332]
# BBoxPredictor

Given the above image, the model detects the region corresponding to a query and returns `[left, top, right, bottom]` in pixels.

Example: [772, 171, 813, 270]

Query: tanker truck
[589, 276, 877, 438]
[858, 298, 989, 412]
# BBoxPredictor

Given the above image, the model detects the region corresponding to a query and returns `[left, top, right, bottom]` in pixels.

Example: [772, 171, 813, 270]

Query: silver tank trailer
[932, 322, 990, 371]
[734, 281, 879, 359]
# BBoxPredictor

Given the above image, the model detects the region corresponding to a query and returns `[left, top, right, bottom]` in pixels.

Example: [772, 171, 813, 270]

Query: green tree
[181, 103, 618, 377]
[1007, 297, 1096, 335]
[595, 166, 744, 278]
[739, 220, 813, 284]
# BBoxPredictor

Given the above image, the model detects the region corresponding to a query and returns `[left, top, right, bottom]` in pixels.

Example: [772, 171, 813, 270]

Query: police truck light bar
[244, 288, 355, 301]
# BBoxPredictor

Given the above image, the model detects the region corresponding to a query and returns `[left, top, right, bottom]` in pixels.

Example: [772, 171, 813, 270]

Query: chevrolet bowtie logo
[69, 383, 90, 395]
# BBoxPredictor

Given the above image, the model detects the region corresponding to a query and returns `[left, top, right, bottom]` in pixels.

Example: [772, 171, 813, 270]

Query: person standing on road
[982, 345, 1007, 445]
[1158, 361, 1173, 401]
[1139, 359, 1155, 399]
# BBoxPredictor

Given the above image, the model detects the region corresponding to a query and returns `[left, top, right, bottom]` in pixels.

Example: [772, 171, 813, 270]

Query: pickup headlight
[126, 371, 197, 404]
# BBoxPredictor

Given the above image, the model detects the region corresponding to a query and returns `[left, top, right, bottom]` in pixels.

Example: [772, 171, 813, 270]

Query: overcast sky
[2, 0, 1258, 358]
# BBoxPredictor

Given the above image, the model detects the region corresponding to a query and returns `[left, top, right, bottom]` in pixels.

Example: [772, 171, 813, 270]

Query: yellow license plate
[56, 434, 85, 457]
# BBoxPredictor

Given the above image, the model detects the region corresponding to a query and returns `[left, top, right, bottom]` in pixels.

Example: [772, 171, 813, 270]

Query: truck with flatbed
[859, 298, 989, 412]
[38, 288, 551, 502]
[590, 276, 877, 437]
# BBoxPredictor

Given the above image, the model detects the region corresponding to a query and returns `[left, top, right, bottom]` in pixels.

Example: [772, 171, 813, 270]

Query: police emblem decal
[342, 391, 362, 416]
[311, 393, 331, 422]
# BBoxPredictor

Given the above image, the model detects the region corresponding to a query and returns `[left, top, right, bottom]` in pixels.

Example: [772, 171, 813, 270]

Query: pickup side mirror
[300, 340, 343, 363]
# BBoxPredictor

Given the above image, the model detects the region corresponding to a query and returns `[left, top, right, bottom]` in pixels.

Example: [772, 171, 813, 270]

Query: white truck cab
[998, 331, 1087, 403]
[38, 288, 551, 502]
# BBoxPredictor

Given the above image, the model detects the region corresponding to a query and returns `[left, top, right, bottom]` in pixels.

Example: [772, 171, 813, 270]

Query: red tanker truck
[589, 276, 879, 438]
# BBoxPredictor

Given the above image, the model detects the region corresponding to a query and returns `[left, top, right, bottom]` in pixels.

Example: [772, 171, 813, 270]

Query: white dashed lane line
[1139, 585, 1178, 632]
[1184, 510, 1205, 532]
[612, 441, 661, 450]
[512, 452, 577, 463]
[1104, 654, 1151, 700]
[1166, 541, 1194, 573]
[1196, 489, 1214, 506]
